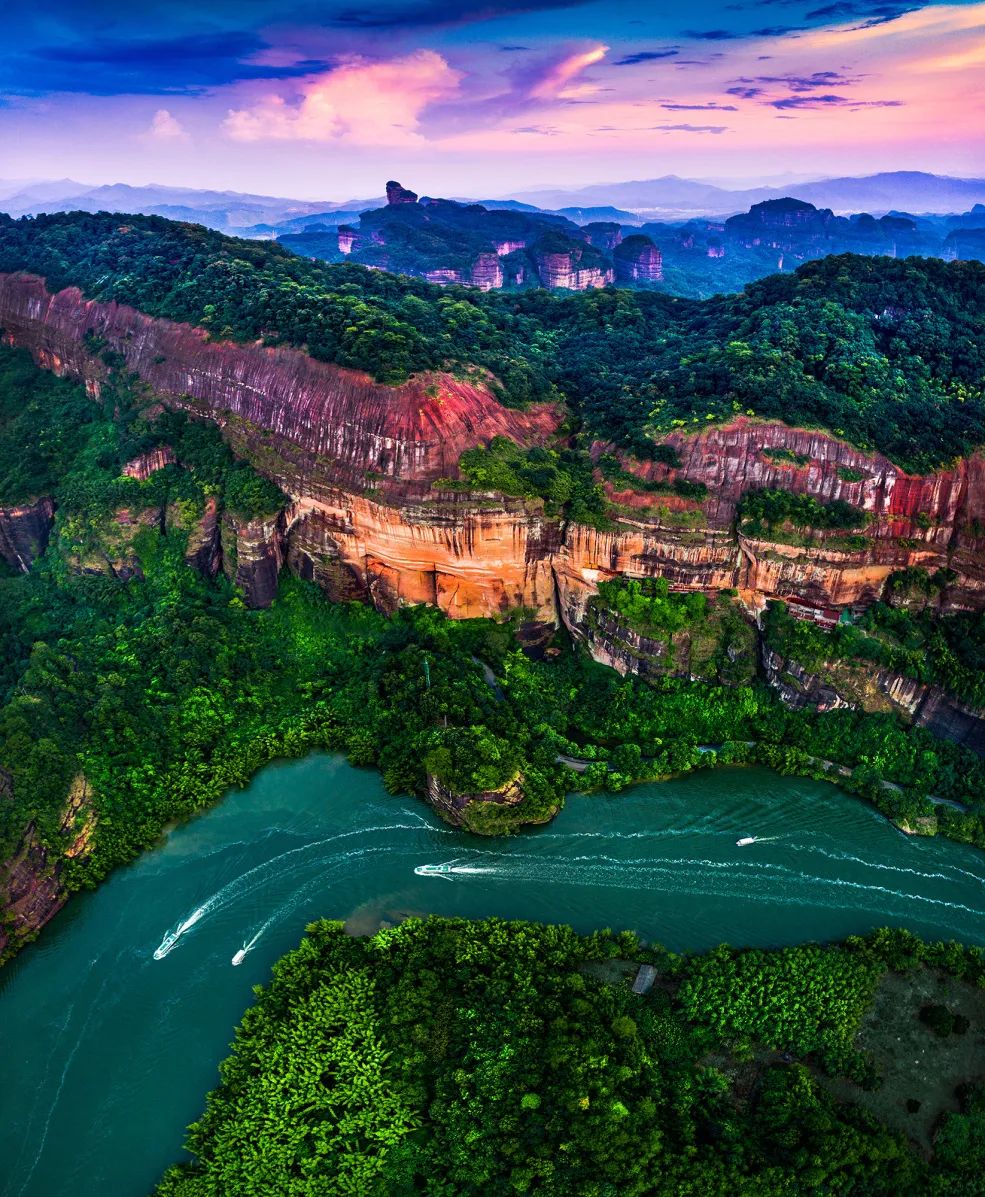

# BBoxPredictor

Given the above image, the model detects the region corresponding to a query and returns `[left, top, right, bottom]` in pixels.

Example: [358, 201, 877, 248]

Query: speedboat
[231, 948, 247, 967]
[736, 836, 758, 847]
[414, 862, 456, 876]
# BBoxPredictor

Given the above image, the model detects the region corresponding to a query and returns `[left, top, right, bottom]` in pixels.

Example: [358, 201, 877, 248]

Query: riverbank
[3, 756, 985, 1197]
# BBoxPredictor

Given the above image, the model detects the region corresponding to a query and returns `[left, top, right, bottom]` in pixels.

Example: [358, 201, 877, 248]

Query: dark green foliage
[738, 488, 867, 532]
[2, 215, 984, 469]
[155, 919, 985, 1196]
[0, 348, 101, 503]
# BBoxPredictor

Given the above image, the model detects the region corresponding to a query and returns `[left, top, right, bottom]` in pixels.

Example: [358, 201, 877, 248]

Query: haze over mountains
[4, 172, 985, 234]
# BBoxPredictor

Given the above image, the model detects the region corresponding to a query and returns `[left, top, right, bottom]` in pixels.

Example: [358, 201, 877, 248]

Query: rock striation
[613, 235, 663, 283]
[0, 273, 560, 491]
[0, 497, 55, 571]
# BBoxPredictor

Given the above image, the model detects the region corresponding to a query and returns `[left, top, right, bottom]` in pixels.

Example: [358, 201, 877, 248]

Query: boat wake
[152, 905, 210, 960]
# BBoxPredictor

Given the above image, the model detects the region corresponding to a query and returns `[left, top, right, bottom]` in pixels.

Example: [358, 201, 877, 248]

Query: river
[2, 754, 984, 1197]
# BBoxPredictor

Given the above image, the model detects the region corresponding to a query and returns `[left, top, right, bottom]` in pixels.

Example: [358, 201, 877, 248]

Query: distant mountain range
[4, 171, 985, 236]
[2, 172, 983, 299]
[514, 172, 985, 219]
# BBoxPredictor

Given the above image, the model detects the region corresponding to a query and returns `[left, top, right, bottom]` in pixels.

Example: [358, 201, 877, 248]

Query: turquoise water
[2, 755, 984, 1197]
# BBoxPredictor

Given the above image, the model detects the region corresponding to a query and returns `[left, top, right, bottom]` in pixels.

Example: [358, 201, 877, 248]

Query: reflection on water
[2, 754, 984, 1197]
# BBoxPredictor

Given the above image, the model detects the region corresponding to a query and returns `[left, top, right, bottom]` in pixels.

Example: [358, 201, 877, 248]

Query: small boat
[231, 948, 247, 967]
[414, 861, 457, 876]
[736, 836, 758, 847]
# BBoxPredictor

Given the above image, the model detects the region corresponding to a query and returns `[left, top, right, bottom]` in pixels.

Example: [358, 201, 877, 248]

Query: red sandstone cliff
[0, 273, 560, 491]
[2, 272, 984, 628]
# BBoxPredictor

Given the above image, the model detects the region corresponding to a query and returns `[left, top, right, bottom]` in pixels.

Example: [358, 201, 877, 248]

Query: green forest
[4, 338, 985, 963]
[156, 916, 985, 1196]
[1, 212, 984, 470]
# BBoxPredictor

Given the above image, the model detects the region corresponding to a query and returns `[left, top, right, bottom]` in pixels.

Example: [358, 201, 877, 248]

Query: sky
[1, 0, 983, 200]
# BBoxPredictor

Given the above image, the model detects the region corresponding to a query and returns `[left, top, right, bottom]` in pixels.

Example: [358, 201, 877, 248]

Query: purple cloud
[651, 122, 729, 133]
[770, 93, 903, 108]
[661, 102, 738, 111]
[614, 49, 680, 65]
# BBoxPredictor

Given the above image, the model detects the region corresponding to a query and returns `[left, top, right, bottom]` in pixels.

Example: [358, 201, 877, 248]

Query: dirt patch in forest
[824, 969, 985, 1151]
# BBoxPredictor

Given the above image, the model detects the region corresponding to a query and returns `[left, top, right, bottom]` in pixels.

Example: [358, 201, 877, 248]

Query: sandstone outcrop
[470, 252, 504, 292]
[386, 180, 418, 205]
[0, 496, 54, 571]
[762, 646, 985, 755]
[613, 235, 663, 283]
[122, 446, 176, 480]
[0, 774, 95, 960]
[532, 245, 614, 290]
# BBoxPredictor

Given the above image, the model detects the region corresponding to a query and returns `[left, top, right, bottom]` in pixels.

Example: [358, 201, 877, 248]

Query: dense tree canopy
[155, 917, 985, 1196]
[0, 214, 983, 469]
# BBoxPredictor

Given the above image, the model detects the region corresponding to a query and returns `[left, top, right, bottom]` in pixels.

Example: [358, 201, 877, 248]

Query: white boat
[414, 862, 457, 876]
[231, 948, 247, 967]
[736, 836, 758, 847]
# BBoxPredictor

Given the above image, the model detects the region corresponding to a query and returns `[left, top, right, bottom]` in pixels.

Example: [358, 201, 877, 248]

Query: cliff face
[0, 774, 95, 960]
[532, 251, 614, 290]
[2, 274, 984, 630]
[610, 419, 985, 609]
[0, 497, 54, 571]
[0, 273, 560, 491]
[613, 236, 663, 284]
[762, 647, 985, 755]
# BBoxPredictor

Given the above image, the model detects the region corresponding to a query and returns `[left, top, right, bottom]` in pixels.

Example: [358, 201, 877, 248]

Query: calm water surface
[2, 755, 985, 1197]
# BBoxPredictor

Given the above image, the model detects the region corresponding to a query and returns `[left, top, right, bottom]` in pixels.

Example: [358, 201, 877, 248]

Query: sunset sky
[2, 0, 983, 199]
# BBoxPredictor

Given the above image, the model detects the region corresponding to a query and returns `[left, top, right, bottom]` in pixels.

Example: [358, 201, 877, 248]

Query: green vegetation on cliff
[1, 213, 984, 469]
[4, 333, 985, 959]
[156, 917, 985, 1196]
[764, 594, 985, 712]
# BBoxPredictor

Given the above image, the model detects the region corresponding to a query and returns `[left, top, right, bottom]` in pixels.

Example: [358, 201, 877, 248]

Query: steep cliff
[0, 496, 54, 571]
[762, 646, 985, 755]
[0, 774, 95, 960]
[0, 273, 560, 491]
[613, 235, 663, 283]
[2, 272, 984, 632]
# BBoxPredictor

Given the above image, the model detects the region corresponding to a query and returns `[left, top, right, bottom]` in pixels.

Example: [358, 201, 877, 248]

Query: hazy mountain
[785, 172, 985, 214]
[0, 181, 380, 234]
[513, 172, 985, 218]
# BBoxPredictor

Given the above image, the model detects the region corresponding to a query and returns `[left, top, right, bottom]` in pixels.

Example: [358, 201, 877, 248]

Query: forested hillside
[1, 213, 983, 470]
[156, 917, 985, 1196]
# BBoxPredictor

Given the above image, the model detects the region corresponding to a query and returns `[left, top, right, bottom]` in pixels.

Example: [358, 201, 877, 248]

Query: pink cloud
[527, 44, 608, 99]
[223, 50, 462, 144]
[143, 109, 189, 142]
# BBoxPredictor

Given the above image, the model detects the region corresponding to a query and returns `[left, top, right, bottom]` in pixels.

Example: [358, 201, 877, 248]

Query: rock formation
[532, 245, 614, 290]
[469, 252, 504, 292]
[613, 235, 663, 283]
[0, 497, 55, 571]
[3, 272, 985, 634]
[0, 273, 560, 491]
[386, 180, 418, 205]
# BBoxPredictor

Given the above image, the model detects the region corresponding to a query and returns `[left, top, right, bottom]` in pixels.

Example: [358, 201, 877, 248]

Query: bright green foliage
[594, 576, 708, 639]
[457, 437, 610, 527]
[2, 215, 984, 469]
[677, 943, 882, 1073]
[156, 919, 985, 1196]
